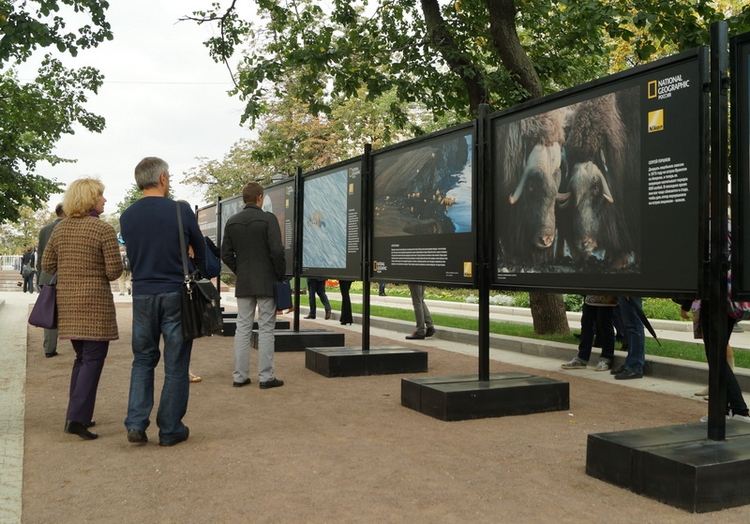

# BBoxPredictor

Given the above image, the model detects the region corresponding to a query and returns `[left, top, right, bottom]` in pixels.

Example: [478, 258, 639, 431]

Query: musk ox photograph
[493, 86, 641, 274]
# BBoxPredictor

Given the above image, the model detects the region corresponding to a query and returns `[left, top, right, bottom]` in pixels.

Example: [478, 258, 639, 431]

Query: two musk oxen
[495, 87, 640, 271]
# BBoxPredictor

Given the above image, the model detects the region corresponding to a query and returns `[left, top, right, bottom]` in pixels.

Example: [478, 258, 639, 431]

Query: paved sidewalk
[0, 293, 34, 524]
[2, 289, 747, 522]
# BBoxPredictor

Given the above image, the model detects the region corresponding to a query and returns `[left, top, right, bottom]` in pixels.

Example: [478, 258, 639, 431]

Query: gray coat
[37, 217, 63, 286]
[221, 204, 286, 298]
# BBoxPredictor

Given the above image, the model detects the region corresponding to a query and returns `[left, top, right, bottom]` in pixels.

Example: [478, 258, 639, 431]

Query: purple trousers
[66, 340, 109, 424]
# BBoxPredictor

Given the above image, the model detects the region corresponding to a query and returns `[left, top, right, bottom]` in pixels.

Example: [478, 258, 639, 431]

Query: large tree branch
[486, 0, 543, 101]
[420, 0, 486, 114]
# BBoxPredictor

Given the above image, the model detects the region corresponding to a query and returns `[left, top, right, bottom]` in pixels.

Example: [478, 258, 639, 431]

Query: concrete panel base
[586, 421, 750, 513]
[401, 372, 569, 421]
[251, 329, 345, 352]
[305, 346, 428, 377]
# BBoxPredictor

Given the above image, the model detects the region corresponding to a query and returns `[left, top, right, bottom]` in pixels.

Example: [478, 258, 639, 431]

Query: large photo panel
[492, 48, 707, 297]
[263, 178, 296, 276]
[371, 123, 476, 285]
[196, 203, 217, 242]
[301, 158, 362, 280]
[218, 194, 244, 247]
[731, 32, 750, 299]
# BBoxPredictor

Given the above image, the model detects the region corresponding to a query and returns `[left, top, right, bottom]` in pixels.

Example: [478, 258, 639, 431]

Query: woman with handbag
[42, 178, 123, 440]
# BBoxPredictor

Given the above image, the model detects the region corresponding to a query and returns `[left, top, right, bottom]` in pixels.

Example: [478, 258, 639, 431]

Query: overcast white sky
[18, 0, 256, 213]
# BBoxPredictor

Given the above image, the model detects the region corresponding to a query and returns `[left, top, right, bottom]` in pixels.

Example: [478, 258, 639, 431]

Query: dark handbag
[176, 203, 223, 340]
[180, 277, 224, 340]
[28, 274, 57, 329]
[275, 280, 293, 311]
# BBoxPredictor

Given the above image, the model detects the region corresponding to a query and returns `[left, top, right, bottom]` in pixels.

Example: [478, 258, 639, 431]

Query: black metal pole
[477, 104, 491, 381]
[362, 144, 372, 351]
[707, 21, 729, 441]
[293, 167, 303, 332]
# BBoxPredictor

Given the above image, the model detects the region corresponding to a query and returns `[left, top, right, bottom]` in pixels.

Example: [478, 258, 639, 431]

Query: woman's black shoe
[64, 420, 98, 440]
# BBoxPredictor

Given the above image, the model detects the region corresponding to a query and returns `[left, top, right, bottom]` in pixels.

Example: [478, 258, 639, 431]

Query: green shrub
[563, 294, 584, 312]
[513, 292, 530, 308]
[642, 298, 684, 321]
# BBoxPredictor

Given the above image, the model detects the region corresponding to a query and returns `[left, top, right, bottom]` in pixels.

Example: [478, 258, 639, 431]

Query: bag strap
[175, 202, 190, 280]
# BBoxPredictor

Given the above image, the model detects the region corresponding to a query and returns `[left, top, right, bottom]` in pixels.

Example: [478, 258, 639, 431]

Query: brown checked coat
[42, 216, 123, 341]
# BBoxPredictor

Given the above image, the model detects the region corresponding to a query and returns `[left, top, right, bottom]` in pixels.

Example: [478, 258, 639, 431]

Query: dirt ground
[21, 303, 748, 523]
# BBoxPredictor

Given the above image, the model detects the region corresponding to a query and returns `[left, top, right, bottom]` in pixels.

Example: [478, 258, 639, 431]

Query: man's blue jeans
[124, 291, 192, 442]
[618, 296, 645, 374]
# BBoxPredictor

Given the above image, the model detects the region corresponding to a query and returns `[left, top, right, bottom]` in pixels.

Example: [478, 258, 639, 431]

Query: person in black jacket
[37, 203, 65, 357]
[21, 245, 36, 293]
[222, 181, 286, 390]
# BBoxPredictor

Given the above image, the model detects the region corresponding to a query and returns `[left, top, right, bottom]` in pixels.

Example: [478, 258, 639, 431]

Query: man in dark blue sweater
[120, 156, 205, 447]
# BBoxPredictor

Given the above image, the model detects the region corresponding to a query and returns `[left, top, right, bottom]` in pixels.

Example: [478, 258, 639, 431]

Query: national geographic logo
[647, 74, 690, 100]
[648, 109, 664, 133]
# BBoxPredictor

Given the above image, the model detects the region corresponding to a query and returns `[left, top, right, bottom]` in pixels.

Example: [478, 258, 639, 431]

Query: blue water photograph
[303, 169, 348, 269]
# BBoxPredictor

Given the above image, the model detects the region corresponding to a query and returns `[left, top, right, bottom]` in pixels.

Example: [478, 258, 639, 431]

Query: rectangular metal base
[587, 421, 750, 512]
[305, 346, 428, 377]
[401, 372, 569, 421]
[221, 320, 290, 337]
[251, 329, 345, 352]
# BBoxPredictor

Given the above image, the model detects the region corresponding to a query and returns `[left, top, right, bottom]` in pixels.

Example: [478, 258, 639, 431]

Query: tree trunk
[486, 0, 544, 100]
[486, 0, 567, 333]
[530, 292, 570, 335]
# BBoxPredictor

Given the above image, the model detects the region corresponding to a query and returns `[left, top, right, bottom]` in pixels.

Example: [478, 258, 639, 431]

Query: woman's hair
[62, 178, 105, 217]
[135, 156, 169, 190]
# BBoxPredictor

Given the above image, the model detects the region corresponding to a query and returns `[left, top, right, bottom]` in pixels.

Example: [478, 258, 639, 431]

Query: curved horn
[509, 168, 530, 204]
[599, 170, 614, 204]
[556, 191, 571, 209]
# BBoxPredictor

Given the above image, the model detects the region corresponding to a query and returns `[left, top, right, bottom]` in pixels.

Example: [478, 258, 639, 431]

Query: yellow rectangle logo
[648, 109, 664, 133]
[648, 80, 657, 99]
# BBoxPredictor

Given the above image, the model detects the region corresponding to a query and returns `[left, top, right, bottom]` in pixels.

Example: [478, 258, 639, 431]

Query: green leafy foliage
[0, 0, 113, 65]
[0, 1, 111, 224]
[0, 57, 105, 222]
[187, 1, 750, 126]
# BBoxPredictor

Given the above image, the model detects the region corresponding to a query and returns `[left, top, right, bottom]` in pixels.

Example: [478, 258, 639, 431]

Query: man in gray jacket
[37, 203, 65, 358]
[221, 181, 286, 389]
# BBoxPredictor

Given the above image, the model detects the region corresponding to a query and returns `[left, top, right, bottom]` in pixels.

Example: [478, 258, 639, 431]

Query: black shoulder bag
[177, 202, 223, 339]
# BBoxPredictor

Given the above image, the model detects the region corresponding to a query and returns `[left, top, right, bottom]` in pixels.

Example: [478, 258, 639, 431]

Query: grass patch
[327, 281, 688, 319]
[327, 300, 748, 369]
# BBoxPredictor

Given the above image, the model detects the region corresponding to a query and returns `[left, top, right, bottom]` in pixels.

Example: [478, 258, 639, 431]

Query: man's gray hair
[134, 157, 169, 190]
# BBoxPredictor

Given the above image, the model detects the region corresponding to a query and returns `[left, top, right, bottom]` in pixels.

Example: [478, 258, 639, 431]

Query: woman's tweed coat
[42, 216, 123, 341]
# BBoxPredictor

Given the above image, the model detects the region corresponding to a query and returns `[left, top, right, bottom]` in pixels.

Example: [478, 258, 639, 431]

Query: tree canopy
[182, 88, 450, 200]
[186, 0, 749, 334]
[187, 0, 750, 127]
[0, 0, 112, 223]
[0, 0, 112, 65]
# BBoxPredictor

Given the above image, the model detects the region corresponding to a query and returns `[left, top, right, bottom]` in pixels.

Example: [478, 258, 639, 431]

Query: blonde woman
[43, 178, 122, 440]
